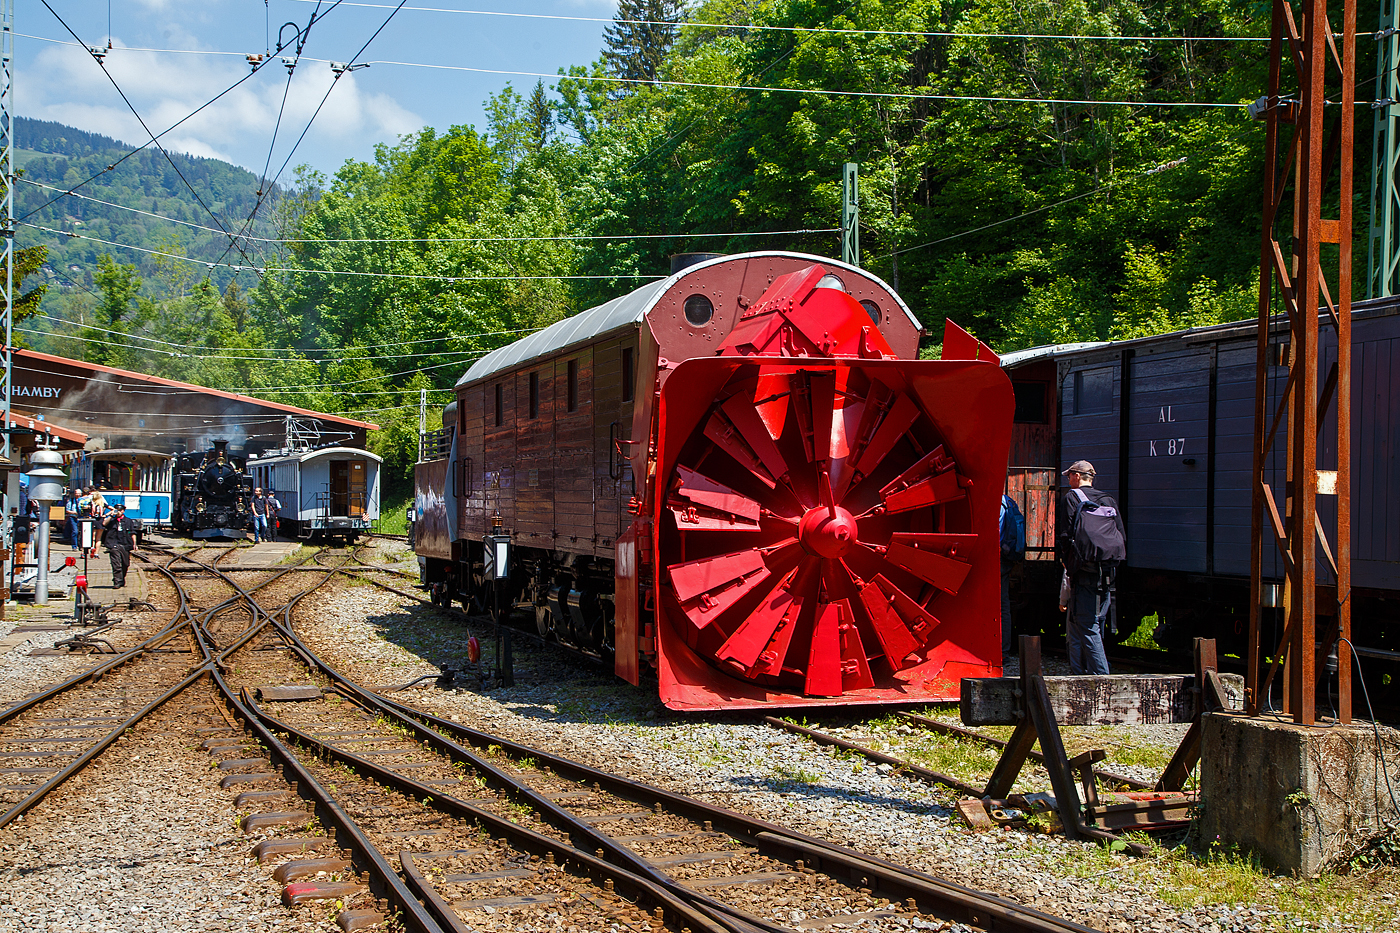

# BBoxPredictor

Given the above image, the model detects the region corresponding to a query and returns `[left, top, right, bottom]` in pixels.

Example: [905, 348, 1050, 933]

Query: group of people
[1000, 458, 1127, 676]
[3, 485, 282, 593]
[250, 488, 280, 542]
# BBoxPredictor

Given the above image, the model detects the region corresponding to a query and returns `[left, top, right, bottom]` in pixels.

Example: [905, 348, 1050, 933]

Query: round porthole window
[817, 273, 846, 291]
[684, 294, 714, 326]
[859, 299, 881, 324]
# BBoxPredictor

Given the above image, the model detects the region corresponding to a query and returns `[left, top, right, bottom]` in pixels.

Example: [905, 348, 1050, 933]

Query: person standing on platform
[102, 503, 141, 589]
[1055, 460, 1125, 675]
[86, 492, 108, 559]
[264, 489, 281, 541]
[64, 489, 81, 550]
[250, 488, 272, 542]
[10, 507, 30, 570]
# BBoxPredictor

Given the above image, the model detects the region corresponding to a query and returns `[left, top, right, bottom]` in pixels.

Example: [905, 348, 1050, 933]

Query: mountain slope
[15, 117, 279, 299]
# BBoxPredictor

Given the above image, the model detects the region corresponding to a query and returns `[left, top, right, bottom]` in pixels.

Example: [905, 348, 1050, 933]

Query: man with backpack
[999, 489, 1026, 661]
[1056, 460, 1126, 675]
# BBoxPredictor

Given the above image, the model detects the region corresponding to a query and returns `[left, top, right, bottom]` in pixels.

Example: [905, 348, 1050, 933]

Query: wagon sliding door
[1124, 348, 1211, 573]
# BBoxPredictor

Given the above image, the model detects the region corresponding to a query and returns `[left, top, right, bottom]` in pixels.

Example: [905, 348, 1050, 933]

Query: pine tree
[526, 81, 552, 150]
[602, 0, 683, 86]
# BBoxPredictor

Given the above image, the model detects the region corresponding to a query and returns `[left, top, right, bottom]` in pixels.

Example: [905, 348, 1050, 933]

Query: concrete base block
[1199, 712, 1400, 876]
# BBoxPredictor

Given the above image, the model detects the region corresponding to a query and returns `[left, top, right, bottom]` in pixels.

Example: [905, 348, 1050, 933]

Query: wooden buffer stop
[958, 636, 1242, 851]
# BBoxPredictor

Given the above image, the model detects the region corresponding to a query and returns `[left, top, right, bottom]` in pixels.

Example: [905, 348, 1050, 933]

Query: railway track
[216, 600, 1093, 932]
[0, 544, 244, 831]
[0, 540, 1101, 932]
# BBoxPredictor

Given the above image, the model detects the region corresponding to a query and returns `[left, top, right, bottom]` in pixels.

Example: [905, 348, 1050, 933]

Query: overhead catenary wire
[18, 324, 502, 363]
[17, 31, 1260, 109]
[337, 57, 1253, 107]
[36, 313, 540, 355]
[20, 222, 664, 281]
[12, 4, 348, 225]
[211, 0, 394, 270]
[162, 4, 1289, 43]
[16, 182, 836, 243]
[36, 0, 261, 268]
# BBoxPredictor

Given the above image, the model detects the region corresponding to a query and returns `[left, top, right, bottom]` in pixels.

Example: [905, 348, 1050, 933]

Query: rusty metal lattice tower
[1249, 0, 1355, 725]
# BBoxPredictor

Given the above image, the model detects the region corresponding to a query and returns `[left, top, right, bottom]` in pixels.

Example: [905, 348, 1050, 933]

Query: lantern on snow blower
[631, 264, 1014, 711]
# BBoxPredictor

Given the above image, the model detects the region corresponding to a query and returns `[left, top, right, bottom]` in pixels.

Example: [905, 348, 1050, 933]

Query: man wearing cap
[102, 503, 141, 589]
[1056, 461, 1123, 675]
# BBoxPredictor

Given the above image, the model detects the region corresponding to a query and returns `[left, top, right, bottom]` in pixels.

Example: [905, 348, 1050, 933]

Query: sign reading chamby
[12, 386, 63, 400]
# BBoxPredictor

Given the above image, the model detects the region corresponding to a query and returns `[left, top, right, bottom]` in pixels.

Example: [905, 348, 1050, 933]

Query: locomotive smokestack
[670, 253, 723, 274]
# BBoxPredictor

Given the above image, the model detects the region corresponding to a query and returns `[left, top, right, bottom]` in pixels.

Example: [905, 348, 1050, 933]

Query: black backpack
[1067, 487, 1125, 568]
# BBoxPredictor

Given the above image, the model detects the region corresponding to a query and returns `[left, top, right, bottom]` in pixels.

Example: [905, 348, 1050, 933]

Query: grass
[376, 495, 413, 535]
[1121, 613, 1163, 651]
[772, 763, 822, 785]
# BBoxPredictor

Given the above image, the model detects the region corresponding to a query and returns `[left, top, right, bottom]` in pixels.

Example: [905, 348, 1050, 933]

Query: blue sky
[18, 0, 616, 178]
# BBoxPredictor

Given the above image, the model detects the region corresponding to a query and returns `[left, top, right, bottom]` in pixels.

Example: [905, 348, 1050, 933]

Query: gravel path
[293, 551, 1400, 933]
[0, 609, 171, 707]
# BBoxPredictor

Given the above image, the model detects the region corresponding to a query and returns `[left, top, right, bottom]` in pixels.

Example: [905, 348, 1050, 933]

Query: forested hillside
[20, 0, 1363, 494]
[16, 118, 274, 304]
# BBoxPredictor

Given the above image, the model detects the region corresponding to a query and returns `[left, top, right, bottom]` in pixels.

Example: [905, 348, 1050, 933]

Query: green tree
[602, 0, 684, 86]
[85, 255, 145, 367]
[12, 245, 50, 347]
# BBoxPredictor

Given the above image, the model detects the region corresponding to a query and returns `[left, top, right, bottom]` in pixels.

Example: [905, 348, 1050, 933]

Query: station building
[10, 348, 377, 456]
[4, 348, 378, 501]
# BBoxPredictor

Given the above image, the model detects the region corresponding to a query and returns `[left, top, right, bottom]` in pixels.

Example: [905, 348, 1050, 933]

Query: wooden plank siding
[553, 350, 596, 552]
[459, 384, 487, 538]
[516, 365, 556, 545]
[1353, 318, 1400, 587]
[1007, 360, 1059, 561]
[483, 375, 517, 540]
[1059, 361, 1122, 505]
[592, 336, 638, 555]
[1210, 345, 1282, 578]
[1123, 347, 1211, 573]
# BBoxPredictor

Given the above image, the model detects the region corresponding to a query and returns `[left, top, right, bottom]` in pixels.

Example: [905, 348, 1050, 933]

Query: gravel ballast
[0, 691, 330, 933]
[295, 553, 1400, 933]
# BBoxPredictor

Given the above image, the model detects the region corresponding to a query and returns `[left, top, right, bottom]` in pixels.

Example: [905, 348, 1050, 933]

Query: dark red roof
[14, 348, 380, 431]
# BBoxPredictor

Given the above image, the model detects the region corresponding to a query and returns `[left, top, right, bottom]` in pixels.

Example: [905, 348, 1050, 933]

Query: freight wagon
[1001, 297, 1399, 701]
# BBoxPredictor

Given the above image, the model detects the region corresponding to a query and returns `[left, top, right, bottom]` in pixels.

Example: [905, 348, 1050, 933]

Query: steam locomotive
[414, 252, 1014, 711]
[172, 440, 255, 538]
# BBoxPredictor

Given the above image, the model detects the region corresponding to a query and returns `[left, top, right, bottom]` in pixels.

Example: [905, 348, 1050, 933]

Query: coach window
[621, 348, 634, 402]
[494, 383, 503, 426]
[567, 359, 579, 412]
[1012, 381, 1049, 424]
[529, 371, 540, 419]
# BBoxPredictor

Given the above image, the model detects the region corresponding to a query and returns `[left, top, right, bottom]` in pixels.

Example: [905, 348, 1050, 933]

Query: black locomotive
[172, 440, 254, 538]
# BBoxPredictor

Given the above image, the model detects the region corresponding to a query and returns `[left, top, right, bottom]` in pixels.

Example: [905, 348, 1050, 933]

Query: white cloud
[20, 38, 425, 175]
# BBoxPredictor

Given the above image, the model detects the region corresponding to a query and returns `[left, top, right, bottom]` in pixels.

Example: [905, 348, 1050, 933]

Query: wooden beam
[961, 673, 1245, 727]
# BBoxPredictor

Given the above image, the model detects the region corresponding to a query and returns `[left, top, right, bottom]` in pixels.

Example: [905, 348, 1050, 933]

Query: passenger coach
[248, 445, 382, 541]
[68, 449, 174, 529]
